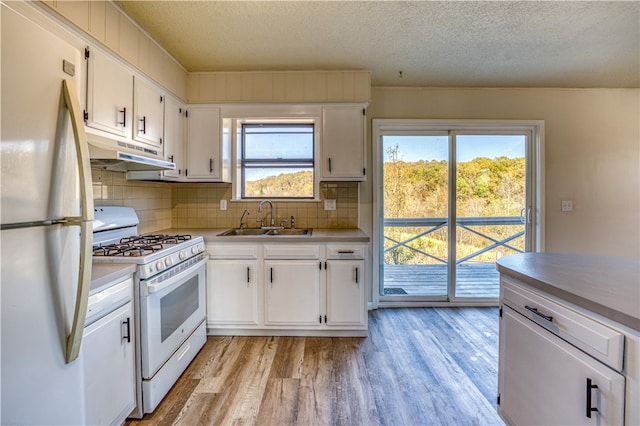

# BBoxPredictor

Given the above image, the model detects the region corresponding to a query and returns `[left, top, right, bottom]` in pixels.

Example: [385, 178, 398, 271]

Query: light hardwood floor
[126, 308, 504, 426]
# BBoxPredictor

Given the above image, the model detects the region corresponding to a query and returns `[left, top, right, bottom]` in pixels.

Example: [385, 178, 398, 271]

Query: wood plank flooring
[126, 308, 504, 426]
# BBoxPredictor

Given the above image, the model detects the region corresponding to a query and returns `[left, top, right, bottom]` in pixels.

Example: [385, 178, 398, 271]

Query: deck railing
[383, 216, 525, 264]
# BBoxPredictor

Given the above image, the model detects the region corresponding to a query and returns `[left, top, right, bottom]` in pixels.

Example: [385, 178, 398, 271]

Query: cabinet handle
[122, 317, 131, 343]
[586, 378, 599, 418]
[118, 107, 126, 127]
[338, 250, 354, 254]
[328, 157, 332, 173]
[525, 305, 553, 322]
[139, 116, 146, 134]
[169, 155, 174, 163]
[355, 267, 359, 284]
[210, 158, 213, 173]
[270, 267, 273, 283]
[247, 267, 250, 283]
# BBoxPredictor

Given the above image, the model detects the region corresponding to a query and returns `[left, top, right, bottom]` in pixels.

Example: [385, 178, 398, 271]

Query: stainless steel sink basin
[217, 228, 312, 237]
[217, 228, 269, 236]
[266, 228, 312, 236]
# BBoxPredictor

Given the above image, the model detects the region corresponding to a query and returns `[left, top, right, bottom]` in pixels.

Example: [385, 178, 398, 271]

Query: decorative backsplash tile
[171, 182, 359, 229]
[91, 170, 358, 233]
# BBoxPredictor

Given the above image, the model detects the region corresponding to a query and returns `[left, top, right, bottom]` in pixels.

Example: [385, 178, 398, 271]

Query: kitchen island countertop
[497, 252, 640, 331]
[158, 228, 371, 243]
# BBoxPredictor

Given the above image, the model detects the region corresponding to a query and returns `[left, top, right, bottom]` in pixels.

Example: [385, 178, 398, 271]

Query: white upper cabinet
[321, 105, 366, 181]
[162, 96, 186, 179]
[185, 106, 230, 182]
[133, 77, 164, 149]
[85, 47, 133, 139]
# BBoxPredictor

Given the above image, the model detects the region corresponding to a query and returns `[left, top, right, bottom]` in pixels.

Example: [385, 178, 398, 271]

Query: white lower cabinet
[326, 259, 366, 326]
[498, 276, 628, 426]
[82, 287, 135, 425]
[264, 259, 321, 326]
[207, 259, 259, 326]
[206, 242, 368, 335]
[500, 307, 625, 425]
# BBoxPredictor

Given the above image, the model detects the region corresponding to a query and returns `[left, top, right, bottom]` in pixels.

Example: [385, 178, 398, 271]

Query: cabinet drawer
[207, 244, 258, 259]
[326, 244, 366, 259]
[263, 244, 320, 259]
[501, 276, 624, 371]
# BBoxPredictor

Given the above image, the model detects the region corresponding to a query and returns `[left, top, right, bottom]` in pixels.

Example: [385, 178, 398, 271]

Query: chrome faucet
[257, 200, 275, 228]
[239, 209, 250, 229]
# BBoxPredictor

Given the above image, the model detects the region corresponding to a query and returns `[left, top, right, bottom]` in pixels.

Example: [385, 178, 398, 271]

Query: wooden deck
[383, 262, 500, 298]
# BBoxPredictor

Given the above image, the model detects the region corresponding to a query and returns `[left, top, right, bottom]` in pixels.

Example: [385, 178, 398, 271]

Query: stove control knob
[191, 246, 198, 255]
[179, 251, 187, 260]
[165, 257, 173, 267]
[156, 260, 164, 271]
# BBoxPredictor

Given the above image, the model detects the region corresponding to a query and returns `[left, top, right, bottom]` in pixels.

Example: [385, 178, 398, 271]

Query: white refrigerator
[1, 3, 94, 424]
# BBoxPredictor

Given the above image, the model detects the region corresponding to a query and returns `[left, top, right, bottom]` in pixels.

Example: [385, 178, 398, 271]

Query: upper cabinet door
[163, 96, 185, 179]
[321, 105, 366, 181]
[186, 106, 228, 181]
[85, 48, 132, 138]
[133, 77, 164, 149]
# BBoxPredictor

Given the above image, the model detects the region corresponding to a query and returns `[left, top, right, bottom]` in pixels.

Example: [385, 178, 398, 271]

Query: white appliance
[92, 207, 207, 418]
[1, 3, 94, 425]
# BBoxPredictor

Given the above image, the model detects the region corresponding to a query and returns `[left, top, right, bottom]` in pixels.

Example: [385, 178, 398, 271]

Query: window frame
[225, 105, 322, 202]
[240, 122, 316, 200]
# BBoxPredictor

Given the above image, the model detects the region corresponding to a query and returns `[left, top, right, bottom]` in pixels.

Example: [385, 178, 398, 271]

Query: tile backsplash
[92, 170, 358, 233]
[92, 169, 172, 234]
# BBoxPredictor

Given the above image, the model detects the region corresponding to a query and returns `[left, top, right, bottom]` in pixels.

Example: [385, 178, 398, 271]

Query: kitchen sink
[217, 228, 269, 236]
[266, 228, 312, 236]
[217, 228, 312, 237]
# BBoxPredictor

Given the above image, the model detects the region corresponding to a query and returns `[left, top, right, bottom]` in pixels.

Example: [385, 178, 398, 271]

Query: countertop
[496, 253, 640, 331]
[91, 263, 136, 294]
[158, 228, 371, 243]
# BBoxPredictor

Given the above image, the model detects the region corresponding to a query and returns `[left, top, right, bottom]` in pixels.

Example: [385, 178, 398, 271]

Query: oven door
[139, 255, 206, 379]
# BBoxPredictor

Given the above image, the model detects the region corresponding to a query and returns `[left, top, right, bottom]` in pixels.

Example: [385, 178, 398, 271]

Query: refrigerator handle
[61, 79, 94, 363]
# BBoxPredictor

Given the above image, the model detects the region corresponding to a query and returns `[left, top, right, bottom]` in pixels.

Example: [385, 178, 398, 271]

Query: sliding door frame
[372, 119, 545, 309]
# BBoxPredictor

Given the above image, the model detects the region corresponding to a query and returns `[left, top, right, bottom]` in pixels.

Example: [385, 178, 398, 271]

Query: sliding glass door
[376, 121, 539, 304]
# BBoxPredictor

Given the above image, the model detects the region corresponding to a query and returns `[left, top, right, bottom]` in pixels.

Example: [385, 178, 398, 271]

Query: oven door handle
[145, 258, 206, 295]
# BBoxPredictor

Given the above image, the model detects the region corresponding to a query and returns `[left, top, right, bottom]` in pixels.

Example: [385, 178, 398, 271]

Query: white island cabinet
[496, 253, 639, 426]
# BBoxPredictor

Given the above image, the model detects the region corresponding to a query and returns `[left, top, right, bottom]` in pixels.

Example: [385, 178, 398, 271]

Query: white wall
[364, 87, 639, 259]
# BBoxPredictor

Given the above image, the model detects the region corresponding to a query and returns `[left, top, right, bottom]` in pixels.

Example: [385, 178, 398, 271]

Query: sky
[382, 135, 526, 163]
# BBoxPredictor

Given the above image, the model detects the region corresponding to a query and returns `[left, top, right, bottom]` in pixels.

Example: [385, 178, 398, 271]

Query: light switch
[561, 200, 573, 212]
[324, 199, 336, 211]
[220, 199, 227, 210]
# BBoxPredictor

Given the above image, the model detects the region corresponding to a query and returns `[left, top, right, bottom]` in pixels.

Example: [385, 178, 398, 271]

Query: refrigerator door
[1, 4, 93, 424]
[1, 225, 87, 425]
[1, 2, 82, 224]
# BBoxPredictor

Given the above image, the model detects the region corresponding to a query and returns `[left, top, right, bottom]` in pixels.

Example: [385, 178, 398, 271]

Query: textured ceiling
[115, 1, 640, 88]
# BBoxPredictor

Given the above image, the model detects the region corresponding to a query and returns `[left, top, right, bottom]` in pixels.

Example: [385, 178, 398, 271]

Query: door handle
[586, 378, 599, 418]
[61, 80, 94, 364]
[525, 305, 553, 322]
[122, 317, 131, 343]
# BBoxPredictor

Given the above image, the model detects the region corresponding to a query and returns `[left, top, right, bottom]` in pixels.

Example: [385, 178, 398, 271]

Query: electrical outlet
[324, 199, 336, 211]
[220, 199, 227, 211]
[561, 200, 573, 212]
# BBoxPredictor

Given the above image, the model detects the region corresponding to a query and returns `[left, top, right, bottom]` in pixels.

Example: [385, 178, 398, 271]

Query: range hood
[87, 134, 175, 172]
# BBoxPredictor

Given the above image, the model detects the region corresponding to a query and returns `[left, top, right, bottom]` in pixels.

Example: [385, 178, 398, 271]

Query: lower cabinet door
[326, 259, 366, 326]
[264, 260, 320, 326]
[83, 302, 135, 425]
[499, 306, 625, 426]
[207, 260, 259, 326]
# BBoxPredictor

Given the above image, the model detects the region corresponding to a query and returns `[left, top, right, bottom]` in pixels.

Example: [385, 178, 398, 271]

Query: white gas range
[92, 206, 207, 418]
